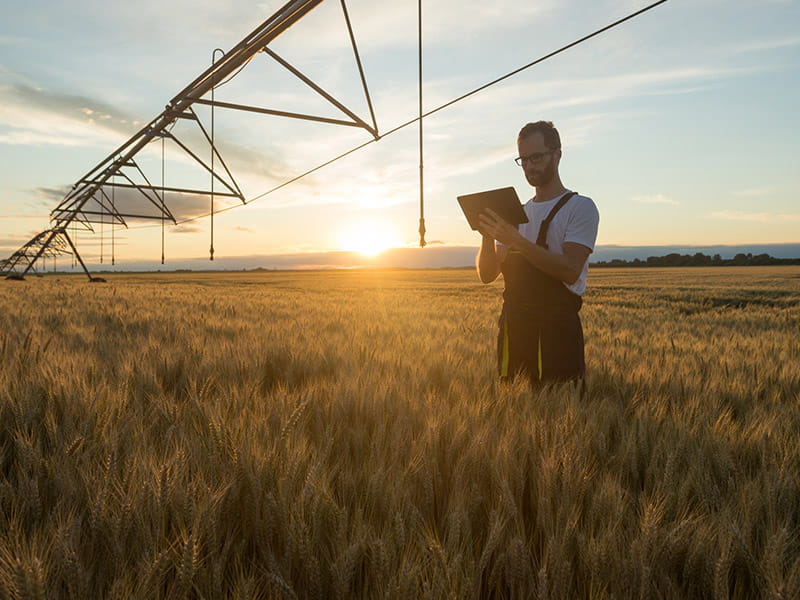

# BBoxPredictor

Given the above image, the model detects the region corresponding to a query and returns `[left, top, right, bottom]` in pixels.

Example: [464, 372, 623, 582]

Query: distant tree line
[591, 252, 800, 268]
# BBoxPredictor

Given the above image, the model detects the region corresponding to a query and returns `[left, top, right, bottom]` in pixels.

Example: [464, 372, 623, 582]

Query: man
[477, 121, 599, 386]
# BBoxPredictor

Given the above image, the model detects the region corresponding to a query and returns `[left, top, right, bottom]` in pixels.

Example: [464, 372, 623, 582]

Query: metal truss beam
[1, 0, 390, 279]
[1, 228, 88, 280]
[191, 98, 365, 128]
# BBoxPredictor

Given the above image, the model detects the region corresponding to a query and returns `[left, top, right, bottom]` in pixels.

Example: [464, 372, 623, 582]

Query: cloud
[538, 66, 753, 107]
[269, 0, 559, 53]
[35, 187, 72, 205]
[0, 80, 293, 186]
[0, 36, 29, 46]
[733, 187, 773, 197]
[426, 142, 512, 180]
[407, 64, 753, 146]
[171, 224, 204, 234]
[711, 211, 800, 223]
[728, 36, 800, 55]
[0, 227, 63, 253]
[234, 226, 256, 233]
[0, 79, 317, 231]
[0, 236, 30, 251]
[632, 194, 679, 205]
[0, 82, 139, 148]
[41, 185, 238, 226]
[397, 63, 753, 181]
[228, 62, 740, 210]
[52, 0, 558, 71]
[0, 213, 51, 219]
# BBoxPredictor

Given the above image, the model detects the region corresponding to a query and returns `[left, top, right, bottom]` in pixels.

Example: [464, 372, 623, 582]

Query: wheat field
[1, 266, 799, 599]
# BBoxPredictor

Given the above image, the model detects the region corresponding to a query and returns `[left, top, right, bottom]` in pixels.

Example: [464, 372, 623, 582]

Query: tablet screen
[457, 187, 528, 231]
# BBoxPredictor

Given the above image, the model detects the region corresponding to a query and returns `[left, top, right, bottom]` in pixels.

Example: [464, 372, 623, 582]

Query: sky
[1, 0, 799, 270]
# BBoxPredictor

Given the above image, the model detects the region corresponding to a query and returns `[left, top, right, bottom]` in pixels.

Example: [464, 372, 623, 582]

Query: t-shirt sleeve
[564, 197, 599, 252]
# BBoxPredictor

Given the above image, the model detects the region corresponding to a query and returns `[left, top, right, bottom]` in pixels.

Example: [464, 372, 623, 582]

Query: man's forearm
[477, 208, 587, 285]
[512, 235, 581, 284]
[476, 235, 501, 283]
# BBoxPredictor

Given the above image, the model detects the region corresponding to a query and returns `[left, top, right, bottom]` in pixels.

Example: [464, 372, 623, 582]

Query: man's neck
[533, 178, 567, 203]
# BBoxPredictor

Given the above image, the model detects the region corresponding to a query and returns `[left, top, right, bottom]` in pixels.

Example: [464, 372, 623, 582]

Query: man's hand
[477, 208, 521, 247]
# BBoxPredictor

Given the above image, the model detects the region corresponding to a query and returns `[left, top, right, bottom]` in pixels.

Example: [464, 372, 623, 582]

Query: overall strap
[536, 191, 578, 249]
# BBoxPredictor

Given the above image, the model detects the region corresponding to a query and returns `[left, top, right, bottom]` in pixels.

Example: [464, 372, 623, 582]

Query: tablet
[457, 187, 528, 231]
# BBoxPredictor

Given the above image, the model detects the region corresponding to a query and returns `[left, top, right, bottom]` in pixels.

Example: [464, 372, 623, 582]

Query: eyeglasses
[514, 149, 557, 166]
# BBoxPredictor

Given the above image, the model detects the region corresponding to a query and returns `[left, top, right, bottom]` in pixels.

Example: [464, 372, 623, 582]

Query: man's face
[517, 132, 559, 188]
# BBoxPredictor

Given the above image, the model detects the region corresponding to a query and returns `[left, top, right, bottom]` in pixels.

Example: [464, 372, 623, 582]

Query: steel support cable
[340, 0, 378, 135]
[161, 136, 166, 264]
[106, 0, 669, 233]
[211, 86, 215, 262]
[418, 0, 425, 248]
[100, 191, 104, 264]
[111, 173, 116, 265]
[211, 49, 225, 261]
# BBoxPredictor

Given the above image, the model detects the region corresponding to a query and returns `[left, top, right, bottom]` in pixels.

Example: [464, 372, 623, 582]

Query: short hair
[518, 121, 561, 149]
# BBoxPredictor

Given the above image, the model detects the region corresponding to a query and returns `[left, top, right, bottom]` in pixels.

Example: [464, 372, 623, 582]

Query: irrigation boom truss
[1, 0, 668, 281]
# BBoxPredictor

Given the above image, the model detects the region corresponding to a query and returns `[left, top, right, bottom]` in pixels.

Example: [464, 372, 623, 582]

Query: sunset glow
[338, 220, 402, 257]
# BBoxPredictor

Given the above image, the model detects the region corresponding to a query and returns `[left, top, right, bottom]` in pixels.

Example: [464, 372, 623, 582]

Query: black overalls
[497, 192, 586, 384]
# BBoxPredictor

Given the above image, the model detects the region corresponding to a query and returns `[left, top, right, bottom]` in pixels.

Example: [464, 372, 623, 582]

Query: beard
[524, 156, 556, 187]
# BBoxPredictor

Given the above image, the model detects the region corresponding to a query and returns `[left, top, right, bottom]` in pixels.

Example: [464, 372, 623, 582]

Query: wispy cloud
[171, 224, 205, 234]
[0, 213, 52, 219]
[427, 143, 511, 180]
[728, 36, 800, 55]
[541, 66, 754, 106]
[632, 194, 679, 205]
[0, 79, 296, 206]
[0, 59, 750, 233]
[248, 60, 743, 208]
[403, 62, 749, 171]
[0, 234, 34, 251]
[34, 187, 72, 206]
[77, 0, 558, 67]
[37, 185, 238, 225]
[0, 82, 138, 148]
[271, 0, 559, 53]
[711, 211, 800, 222]
[428, 64, 755, 131]
[733, 187, 773, 197]
[0, 36, 29, 46]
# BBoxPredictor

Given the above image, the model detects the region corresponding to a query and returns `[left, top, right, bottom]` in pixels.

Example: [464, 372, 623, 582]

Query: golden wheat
[0, 266, 798, 598]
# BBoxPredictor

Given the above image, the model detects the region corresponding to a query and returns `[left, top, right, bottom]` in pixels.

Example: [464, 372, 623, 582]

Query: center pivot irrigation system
[1, 0, 668, 281]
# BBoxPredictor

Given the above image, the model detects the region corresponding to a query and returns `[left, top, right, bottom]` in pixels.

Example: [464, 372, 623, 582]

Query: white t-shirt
[503, 190, 599, 296]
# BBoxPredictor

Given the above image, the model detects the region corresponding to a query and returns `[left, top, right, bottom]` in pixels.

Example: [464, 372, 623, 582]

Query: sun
[338, 219, 401, 257]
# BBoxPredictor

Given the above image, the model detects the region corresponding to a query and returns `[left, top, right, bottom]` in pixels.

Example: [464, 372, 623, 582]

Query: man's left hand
[477, 208, 521, 247]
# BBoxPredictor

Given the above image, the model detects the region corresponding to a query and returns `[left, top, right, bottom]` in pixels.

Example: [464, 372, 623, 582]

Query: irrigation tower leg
[61, 230, 101, 282]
